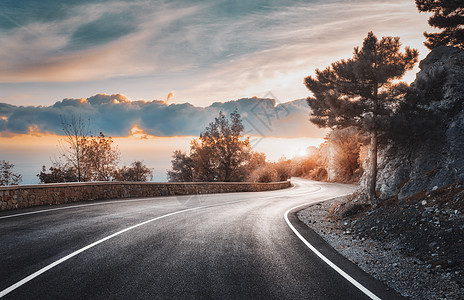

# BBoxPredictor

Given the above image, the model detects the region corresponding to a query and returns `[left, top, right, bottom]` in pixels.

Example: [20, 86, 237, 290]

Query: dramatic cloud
[0, 1, 202, 82]
[0, 94, 324, 138]
[0, 0, 430, 106]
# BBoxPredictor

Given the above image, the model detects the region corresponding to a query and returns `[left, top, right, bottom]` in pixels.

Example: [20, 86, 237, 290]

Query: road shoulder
[286, 198, 404, 300]
[297, 196, 464, 299]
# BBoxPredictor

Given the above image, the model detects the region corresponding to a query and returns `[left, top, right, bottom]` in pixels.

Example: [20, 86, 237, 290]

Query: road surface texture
[0, 178, 403, 299]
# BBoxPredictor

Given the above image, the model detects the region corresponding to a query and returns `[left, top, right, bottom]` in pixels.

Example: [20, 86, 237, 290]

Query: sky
[0, 0, 433, 184]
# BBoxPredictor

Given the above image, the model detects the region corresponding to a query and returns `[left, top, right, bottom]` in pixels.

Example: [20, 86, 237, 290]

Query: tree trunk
[224, 165, 231, 182]
[368, 130, 378, 206]
[369, 80, 379, 206]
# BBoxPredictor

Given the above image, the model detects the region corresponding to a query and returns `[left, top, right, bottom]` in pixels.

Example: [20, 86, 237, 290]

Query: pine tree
[416, 0, 464, 49]
[304, 32, 418, 205]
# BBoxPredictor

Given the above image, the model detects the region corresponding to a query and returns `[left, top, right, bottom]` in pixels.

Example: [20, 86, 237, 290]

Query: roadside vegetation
[37, 116, 153, 183]
[298, 2, 464, 298]
[166, 109, 367, 184]
[0, 160, 22, 186]
[305, 31, 418, 205]
[167, 110, 289, 183]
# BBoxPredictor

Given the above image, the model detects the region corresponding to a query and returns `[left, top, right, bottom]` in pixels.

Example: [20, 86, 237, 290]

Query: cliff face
[374, 46, 464, 200]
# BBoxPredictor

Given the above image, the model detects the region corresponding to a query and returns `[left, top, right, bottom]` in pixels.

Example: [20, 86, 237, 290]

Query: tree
[387, 67, 448, 148]
[167, 150, 194, 182]
[0, 160, 22, 186]
[304, 32, 418, 205]
[81, 132, 120, 181]
[416, 0, 464, 49]
[168, 110, 251, 182]
[196, 110, 251, 182]
[190, 139, 217, 182]
[244, 151, 267, 174]
[59, 116, 91, 182]
[37, 163, 78, 184]
[324, 127, 366, 182]
[274, 156, 292, 181]
[291, 147, 321, 177]
[248, 165, 279, 183]
[58, 117, 120, 182]
[115, 161, 153, 182]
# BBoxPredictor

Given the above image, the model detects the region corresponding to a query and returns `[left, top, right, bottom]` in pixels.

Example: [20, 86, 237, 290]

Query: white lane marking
[0, 199, 245, 298]
[0, 182, 297, 296]
[0, 184, 295, 220]
[284, 201, 382, 300]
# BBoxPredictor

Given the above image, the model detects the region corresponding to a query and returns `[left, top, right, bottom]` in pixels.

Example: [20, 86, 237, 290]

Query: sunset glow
[0, 133, 325, 184]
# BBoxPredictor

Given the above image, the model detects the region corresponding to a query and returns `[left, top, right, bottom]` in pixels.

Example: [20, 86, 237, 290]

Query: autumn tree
[0, 160, 22, 186]
[324, 128, 366, 182]
[168, 110, 252, 182]
[190, 139, 217, 182]
[52, 116, 120, 182]
[274, 156, 292, 181]
[291, 147, 321, 177]
[244, 151, 267, 173]
[416, 0, 464, 49]
[167, 150, 194, 182]
[248, 165, 279, 183]
[115, 161, 153, 182]
[82, 132, 120, 181]
[304, 32, 418, 205]
[59, 116, 91, 182]
[197, 110, 251, 182]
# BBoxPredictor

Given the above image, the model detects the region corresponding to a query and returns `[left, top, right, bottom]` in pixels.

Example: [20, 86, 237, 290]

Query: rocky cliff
[374, 46, 464, 200]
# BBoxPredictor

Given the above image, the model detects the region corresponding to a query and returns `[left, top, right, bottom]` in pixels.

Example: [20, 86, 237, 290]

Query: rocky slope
[322, 46, 464, 299]
[369, 46, 464, 200]
[298, 194, 464, 300]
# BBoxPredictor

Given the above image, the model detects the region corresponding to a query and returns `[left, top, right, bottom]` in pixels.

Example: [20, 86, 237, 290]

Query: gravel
[298, 197, 464, 300]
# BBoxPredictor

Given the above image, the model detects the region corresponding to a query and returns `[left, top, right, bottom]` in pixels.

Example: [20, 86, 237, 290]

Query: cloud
[0, 94, 324, 138]
[0, 0, 430, 107]
[68, 12, 138, 49]
[0, 1, 429, 82]
[177, 0, 431, 104]
[0, 1, 203, 82]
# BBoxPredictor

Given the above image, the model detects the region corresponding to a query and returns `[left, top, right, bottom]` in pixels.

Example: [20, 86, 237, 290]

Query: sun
[295, 147, 309, 158]
[252, 137, 324, 161]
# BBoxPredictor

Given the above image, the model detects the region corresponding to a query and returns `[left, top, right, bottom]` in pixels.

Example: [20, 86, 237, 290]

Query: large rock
[373, 46, 464, 200]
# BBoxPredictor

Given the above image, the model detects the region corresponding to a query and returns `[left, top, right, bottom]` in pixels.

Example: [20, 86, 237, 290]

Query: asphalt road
[0, 178, 403, 299]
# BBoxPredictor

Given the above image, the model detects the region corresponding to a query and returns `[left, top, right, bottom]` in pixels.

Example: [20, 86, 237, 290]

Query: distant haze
[1, 134, 323, 185]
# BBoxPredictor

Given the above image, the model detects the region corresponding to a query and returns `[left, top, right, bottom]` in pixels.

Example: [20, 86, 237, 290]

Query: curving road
[0, 178, 403, 299]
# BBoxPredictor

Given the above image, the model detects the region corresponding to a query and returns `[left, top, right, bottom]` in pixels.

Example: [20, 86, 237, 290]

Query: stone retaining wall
[0, 181, 291, 211]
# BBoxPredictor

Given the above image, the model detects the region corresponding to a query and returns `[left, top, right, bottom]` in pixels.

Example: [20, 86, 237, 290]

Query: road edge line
[284, 200, 382, 300]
